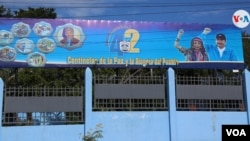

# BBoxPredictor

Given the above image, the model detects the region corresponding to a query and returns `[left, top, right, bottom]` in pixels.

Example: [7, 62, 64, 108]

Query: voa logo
[226, 129, 246, 136]
[232, 9, 250, 28]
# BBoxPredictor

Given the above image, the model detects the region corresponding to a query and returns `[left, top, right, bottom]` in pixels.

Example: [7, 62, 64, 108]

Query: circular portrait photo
[33, 21, 53, 37]
[27, 52, 46, 67]
[0, 46, 17, 61]
[15, 38, 35, 54]
[0, 30, 14, 46]
[36, 38, 56, 53]
[11, 22, 31, 38]
[53, 23, 85, 50]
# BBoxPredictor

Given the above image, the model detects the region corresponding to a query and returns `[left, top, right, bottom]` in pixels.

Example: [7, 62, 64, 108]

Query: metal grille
[5, 87, 82, 96]
[94, 75, 165, 84]
[2, 87, 84, 126]
[176, 75, 242, 85]
[177, 99, 245, 111]
[93, 98, 167, 111]
[93, 75, 168, 111]
[175, 75, 245, 111]
[2, 112, 83, 126]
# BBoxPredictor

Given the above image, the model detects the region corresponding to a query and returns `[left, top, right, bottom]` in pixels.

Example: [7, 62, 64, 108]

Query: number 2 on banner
[124, 29, 140, 53]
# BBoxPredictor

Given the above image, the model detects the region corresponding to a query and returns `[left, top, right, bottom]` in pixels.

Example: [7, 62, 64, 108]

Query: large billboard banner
[0, 18, 244, 68]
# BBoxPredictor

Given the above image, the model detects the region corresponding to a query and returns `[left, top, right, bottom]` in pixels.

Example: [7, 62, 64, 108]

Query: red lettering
[233, 15, 240, 22]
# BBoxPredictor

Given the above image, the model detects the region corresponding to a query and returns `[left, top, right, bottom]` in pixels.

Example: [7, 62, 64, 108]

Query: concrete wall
[1, 125, 84, 141]
[0, 68, 250, 141]
[90, 112, 170, 141]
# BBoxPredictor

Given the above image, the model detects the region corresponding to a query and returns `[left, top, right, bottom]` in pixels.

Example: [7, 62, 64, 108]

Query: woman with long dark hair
[174, 29, 209, 61]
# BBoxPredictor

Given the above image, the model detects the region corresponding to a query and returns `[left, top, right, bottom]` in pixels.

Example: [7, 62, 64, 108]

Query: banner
[0, 18, 244, 68]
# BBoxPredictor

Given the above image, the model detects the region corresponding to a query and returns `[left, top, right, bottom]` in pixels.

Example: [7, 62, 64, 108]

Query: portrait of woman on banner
[54, 24, 85, 50]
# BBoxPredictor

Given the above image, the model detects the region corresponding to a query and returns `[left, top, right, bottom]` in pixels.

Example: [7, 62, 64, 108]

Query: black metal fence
[2, 87, 84, 126]
[175, 75, 245, 111]
[93, 75, 168, 111]
[1, 74, 246, 126]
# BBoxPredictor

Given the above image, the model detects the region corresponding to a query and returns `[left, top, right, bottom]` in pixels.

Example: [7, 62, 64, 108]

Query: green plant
[82, 124, 103, 141]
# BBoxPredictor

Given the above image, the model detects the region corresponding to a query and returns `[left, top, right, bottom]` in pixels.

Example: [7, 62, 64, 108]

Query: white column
[0, 78, 4, 141]
[168, 68, 177, 141]
[243, 68, 250, 123]
[84, 67, 93, 136]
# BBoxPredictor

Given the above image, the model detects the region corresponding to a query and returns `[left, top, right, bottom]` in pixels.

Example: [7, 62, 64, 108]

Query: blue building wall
[1, 125, 84, 141]
[0, 68, 250, 141]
